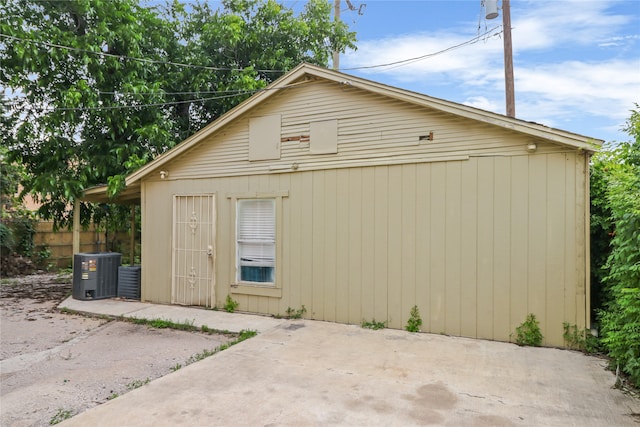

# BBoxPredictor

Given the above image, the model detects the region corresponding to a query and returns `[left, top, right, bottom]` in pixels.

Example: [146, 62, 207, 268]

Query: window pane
[237, 199, 275, 283]
[240, 266, 274, 283]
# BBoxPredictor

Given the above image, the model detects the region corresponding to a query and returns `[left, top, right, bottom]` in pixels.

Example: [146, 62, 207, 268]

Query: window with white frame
[237, 198, 275, 284]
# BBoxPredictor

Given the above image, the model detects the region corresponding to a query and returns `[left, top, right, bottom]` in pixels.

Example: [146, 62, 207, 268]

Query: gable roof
[82, 62, 602, 203]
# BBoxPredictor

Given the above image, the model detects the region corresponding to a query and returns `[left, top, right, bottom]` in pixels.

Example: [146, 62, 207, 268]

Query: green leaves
[593, 105, 640, 386]
[514, 313, 543, 347]
[2, 0, 356, 229]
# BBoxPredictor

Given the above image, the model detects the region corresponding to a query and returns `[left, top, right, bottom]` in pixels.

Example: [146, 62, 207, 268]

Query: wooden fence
[34, 222, 134, 268]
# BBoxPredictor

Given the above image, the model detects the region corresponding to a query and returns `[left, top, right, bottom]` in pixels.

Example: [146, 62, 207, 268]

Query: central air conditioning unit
[117, 266, 141, 300]
[72, 252, 122, 300]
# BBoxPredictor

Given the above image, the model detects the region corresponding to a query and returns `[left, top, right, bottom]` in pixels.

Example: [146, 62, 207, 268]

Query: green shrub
[0, 222, 15, 253]
[1, 216, 36, 256]
[599, 288, 640, 385]
[285, 305, 307, 319]
[594, 107, 640, 386]
[361, 319, 386, 330]
[224, 295, 239, 313]
[405, 305, 422, 332]
[563, 322, 601, 353]
[514, 313, 543, 347]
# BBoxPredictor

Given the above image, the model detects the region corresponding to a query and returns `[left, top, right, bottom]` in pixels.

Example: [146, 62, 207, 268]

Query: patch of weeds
[361, 319, 386, 330]
[126, 378, 150, 390]
[130, 317, 197, 331]
[405, 305, 423, 332]
[186, 348, 217, 364]
[563, 322, 601, 353]
[180, 329, 258, 368]
[0, 278, 19, 286]
[224, 295, 239, 313]
[513, 313, 543, 346]
[49, 408, 73, 425]
[199, 324, 234, 336]
[285, 305, 307, 319]
[107, 392, 119, 400]
[170, 363, 182, 372]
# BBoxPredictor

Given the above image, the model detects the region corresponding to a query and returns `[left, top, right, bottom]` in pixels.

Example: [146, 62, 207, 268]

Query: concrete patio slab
[55, 307, 640, 427]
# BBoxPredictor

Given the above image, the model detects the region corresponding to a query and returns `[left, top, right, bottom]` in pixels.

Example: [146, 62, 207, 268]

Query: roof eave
[81, 182, 141, 205]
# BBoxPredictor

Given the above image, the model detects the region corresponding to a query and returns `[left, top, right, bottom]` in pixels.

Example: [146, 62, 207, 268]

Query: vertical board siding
[323, 170, 338, 321]
[387, 166, 403, 327]
[459, 159, 478, 338]
[141, 152, 587, 347]
[509, 156, 529, 335]
[311, 171, 325, 319]
[476, 158, 495, 339]
[429, 163, 447, 334]
[401, 165, 417, 328]
[298, 172, 314, 316]
[445, 162, 462, 337]
[373, 167, 389, 323]
[546, 153, 567, 345]
[347, 168, 363, 324]
[493, 158, 511, 342]
[415, 165, 432, 333]
[335, 169, 350, 323]
[360, 168, 376, 322]
[527, 155, 548, 333]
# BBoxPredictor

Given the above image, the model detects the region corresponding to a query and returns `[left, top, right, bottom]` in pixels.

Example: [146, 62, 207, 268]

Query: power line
[97, 89, 252, 96]
[2, 84, 308, 112]
[2, 89, 264, 99]
[2, 25, 503, 77]
[3, 92, 253, 112]
[339, 25, 503, 71]
[0, 33, 287, 73]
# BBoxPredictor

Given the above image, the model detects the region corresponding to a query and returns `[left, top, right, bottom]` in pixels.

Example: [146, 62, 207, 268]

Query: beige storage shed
[83, 63, 601, 347]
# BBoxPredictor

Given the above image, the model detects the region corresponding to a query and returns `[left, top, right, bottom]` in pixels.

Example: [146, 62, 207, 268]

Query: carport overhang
[81, 182, 141, 205]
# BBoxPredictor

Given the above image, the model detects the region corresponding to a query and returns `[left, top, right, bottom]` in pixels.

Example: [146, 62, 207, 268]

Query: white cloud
[342, 30, 505, 83]
[516, 59, 640, 119]
[463, 96, 502, 112]
[512, 0, 632, 51]
[341, 1, 639, 141]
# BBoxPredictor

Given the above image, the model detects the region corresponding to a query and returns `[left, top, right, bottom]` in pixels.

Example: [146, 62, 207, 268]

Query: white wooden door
[172, 195, 215, 306]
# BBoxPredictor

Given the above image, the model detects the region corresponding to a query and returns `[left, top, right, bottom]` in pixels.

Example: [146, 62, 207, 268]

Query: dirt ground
[0, 273, 232, 427]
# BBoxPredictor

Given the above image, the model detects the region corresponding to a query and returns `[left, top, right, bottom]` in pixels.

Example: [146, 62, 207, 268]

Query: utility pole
[333, 0, 340, 70]
[486, 0, 515, 117]
[502, 0, 515, 117]
[332, 1, 365, 70]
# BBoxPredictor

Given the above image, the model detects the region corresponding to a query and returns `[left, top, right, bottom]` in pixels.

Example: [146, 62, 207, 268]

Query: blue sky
[299, 0, 640, 144]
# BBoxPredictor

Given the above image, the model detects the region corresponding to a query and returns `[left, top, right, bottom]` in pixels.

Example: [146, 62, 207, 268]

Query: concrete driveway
[57, 308, 639, 427]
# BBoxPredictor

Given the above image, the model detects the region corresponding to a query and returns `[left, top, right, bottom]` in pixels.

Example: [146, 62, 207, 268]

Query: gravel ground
[0, 273, 232, 427]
